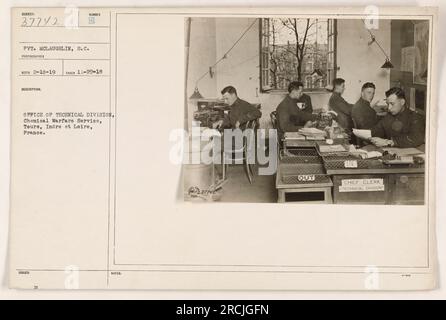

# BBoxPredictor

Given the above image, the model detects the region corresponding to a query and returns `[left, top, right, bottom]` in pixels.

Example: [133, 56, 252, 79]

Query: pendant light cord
[194, 18, 259, 86]
[362, 19, 390, 60]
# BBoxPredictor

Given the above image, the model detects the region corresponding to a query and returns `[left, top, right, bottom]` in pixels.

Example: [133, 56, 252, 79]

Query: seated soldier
[328, 78, 354, 132]
[213, 86, 261, 130]
[295, 83, 313, 114]
[276, 81, 317, 138]
[352, 82, 379, 129]
[370, 87, 425, 148]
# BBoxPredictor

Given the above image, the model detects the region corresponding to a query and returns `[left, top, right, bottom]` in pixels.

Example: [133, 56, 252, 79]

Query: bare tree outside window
[260, 18, 337, 91]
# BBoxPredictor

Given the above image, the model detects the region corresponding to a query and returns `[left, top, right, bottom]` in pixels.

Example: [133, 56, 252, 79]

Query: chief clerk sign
[339, 178, 385, 192]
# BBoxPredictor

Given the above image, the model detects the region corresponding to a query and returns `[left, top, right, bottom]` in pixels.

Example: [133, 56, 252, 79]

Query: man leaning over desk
[213, 86, 261, 130]
[369, 87, 425, 148]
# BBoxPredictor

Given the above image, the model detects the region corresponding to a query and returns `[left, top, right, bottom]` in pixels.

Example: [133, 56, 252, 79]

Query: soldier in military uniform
[328, 78, 354, 132]
[213, 86, 261, 129]
[276, 81, 318, 139]
[352, 82, 379, 130]
[370, 87, 425, 148]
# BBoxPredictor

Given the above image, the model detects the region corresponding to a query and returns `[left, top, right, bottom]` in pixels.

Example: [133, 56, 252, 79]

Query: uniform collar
[230, 98, 241, 107]
[286, 94, 295, 101]
[393, 106, 410, 118]
[359, 97, 371, 106]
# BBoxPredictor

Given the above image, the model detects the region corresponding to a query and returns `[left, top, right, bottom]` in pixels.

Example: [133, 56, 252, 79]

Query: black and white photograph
[3, 4, 442, 294]
[184, 16, 430, 205]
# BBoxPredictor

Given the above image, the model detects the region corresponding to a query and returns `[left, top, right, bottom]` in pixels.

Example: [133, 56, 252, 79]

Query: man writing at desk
[369, 87, 425, 148]
[276, 81, 317, 138]
[213, 86, 261, 129]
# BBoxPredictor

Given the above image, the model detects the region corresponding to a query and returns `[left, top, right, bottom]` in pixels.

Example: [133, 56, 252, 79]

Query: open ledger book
[8, 6, 438, 290]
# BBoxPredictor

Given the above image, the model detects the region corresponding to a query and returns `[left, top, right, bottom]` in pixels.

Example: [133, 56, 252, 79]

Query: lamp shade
[381, 59, 394, 69]
[189, 87, 203, 99]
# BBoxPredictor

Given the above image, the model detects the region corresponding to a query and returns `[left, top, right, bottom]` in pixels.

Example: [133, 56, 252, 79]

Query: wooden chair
[270, 111, 278, 129]
[222, 119, 257, 184]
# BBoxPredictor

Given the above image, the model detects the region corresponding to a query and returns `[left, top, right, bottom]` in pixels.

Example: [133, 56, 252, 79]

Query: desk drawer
[332, 174, 389, 204]
[391, 174, 425, 205]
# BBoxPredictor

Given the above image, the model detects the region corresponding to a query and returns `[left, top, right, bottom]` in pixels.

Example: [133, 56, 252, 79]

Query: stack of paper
[358, 151, 383, 159]
[298, 127, 327, 140]
[348, 145, 382, 159]
[352, 129, 372, 140]
[299, 127, 327, 136]
[284, 132, 306, 140]
[319, 144, 347, 153]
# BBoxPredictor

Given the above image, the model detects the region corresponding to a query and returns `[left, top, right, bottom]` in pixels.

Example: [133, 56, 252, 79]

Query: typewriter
[193, 98, 228, 128]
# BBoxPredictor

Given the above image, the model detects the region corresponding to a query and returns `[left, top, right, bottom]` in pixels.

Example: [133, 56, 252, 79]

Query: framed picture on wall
[401, 46, 415, 73]
[414, 21, 429, 85]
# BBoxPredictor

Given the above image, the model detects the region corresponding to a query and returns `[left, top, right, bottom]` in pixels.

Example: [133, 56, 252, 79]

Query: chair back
[245, 119, 257, 130]
[242, 119, 257, 153]
[270, 111, 278, 129]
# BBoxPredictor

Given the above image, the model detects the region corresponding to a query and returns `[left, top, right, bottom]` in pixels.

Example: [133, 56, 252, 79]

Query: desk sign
[297, 175, 316, 182]
[339, 178, 385, 192]
[344, 160, 358, 168]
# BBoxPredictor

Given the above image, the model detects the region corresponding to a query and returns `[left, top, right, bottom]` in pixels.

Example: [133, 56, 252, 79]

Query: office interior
[184, 17, 429, 204]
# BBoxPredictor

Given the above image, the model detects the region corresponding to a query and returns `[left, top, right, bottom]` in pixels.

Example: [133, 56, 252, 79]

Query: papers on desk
[298, 127, 326, 136]
[352, 129, 372, 140]
[306, 135, 326, 141]
[284, 129, 327, 141]
[382, 147, 424, 157]
[383, 157, 415, 165]
[348, 145, 382, 159]
[381, 148, 424, 165]
[318, 144, 347, 153]
[284, 132, 306, 140]
[298, 127, 327, 140]
[358, 151, 382, 159]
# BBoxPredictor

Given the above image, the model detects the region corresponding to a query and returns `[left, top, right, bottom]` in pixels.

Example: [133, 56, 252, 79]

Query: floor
[217, 164, 277, 203]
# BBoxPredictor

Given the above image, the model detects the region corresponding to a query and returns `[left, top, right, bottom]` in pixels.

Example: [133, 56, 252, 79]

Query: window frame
[259, 18, 337, 94]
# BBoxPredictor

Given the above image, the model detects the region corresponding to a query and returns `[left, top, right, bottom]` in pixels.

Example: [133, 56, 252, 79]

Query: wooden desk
[323, 161, 425, 205]
[276, 142, 425, 205]
[276, 150, 333, 204]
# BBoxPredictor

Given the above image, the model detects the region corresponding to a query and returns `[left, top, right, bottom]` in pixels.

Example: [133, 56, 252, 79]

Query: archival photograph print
[8, 6, 438, 291]
[184, 16, 430, 205]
